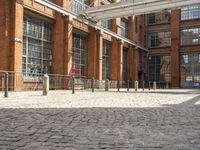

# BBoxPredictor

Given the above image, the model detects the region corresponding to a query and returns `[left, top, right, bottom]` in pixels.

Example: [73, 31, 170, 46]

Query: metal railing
[0, 71, 171, 97]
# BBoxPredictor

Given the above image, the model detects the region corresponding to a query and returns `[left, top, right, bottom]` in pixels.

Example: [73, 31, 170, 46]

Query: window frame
[23, 15, 53, 79]
[181, 5, 200, 21]
[148, 31, 171, 48]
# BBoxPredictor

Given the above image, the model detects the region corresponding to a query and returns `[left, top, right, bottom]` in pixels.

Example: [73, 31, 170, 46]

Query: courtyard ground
[0, 89, 200, 150]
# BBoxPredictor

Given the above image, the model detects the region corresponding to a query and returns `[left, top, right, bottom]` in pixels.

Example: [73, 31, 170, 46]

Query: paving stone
[0, 90, 200, 149]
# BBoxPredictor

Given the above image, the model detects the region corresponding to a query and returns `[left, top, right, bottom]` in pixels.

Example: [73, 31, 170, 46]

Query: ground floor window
[149, 55, 171, 82]
[123, 48, 128, 81]
[23, 15, 53, 76]
[72, 32, 87, 78]
[180, 53, 200, 88]
[102, 40, 111, 80]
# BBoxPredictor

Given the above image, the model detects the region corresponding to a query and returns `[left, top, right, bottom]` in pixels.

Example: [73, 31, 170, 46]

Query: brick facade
[1, 0, 199, 90]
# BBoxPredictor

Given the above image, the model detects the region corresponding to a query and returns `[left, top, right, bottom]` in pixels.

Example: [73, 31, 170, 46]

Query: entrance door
[180, 53, 200, 88]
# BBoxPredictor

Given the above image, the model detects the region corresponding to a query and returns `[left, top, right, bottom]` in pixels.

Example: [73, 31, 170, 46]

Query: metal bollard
[84, 79, 87, 89]
[117, 80, 120, 91]
[92, 77, 94, 92]
[4, 73, 9, 98]
[105, 79, 109, 91]
[142, 81, 145, 91]
[153, 81, 157, 90]
[135, 80, 138, 91]
[72, 76, 75, 94]
[127, 80, 130, 92]
[149, 82, 151, 90]
[166, 82, 169, 89]
[43, 74, 49, 96]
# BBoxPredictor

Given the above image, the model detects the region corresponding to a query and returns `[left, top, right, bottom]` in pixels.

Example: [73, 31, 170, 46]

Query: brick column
[132, 47, 139, 87]
[9, 0, 24, 91]
[112, 18, 120, 34]
[64, 17, 73, 76]
[53, 12, 65, 74]
[96, 31, 103, 80]
[118, 40, 123, 81]
[111, 16, 122, 80]
[110, 39, 123, 81]
[110, 39, 118, 80]
[171, 9, 180, 87]
[88, 27, 97, 79]
[0, 0, 11, 71]
[10, 0, 23, 72]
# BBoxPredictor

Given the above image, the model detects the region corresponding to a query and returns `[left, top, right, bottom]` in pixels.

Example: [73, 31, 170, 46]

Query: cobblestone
[0, 89, 199, 149]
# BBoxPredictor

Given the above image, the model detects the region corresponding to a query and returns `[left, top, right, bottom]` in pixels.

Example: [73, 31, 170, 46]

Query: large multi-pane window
[23, 15, 53, 76]
[72, 0, 88, 14]
[181, 53, 200, 88]
[120, 19, 128, 38]
[149, 55, 171, 82]
[72, 33, 87, 78]
[101, 19, 112, 30]
[102, 40, 111, 80]
[122, 48, 128, 81]
[147, 10, 171, 25]
[148, 31, 171, 48]
[181, 5, 200, 20]
[181, 27, 200, 46]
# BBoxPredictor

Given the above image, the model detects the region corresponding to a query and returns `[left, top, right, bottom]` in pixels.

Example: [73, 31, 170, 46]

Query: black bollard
[127, 80, 130, 92]
[149, 81, 150, 90]
[142, 81, 145, 91]
[92, 77, 94, 92]
[84, 79, 87, 89]
[4, 73, 8, 98]
[105, 79, 109, 91]
[117, 80, 120, 92]
[72, 76, 75, 94]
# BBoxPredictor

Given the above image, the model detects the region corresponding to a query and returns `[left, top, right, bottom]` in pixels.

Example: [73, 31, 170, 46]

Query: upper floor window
[101, 19, 112, 30]
[147, 10, 171, 25]
[72, 0, 88, 15]
[181, 27, 200, 46]
[181, 5, 200, 20]
[148, 31, 171, 48]
[120, 19, 128, 38]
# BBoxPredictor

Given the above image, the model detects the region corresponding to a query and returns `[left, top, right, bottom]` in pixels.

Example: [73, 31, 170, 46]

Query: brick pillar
[10, 0, 23, 72]
[171, 9, 180, 87]
[132, 47, 139, 87]
[0, 0, 11, 71]
[53, 12, 65, 74]
[64, 17, 73, 76]
[110, 16, 121, 81]
[96, 31, 103, 80]
[10, 0, 24, 91]
[88, 27, 97, 79]
[110, 39, 118, 80]
[110, 39, 123, 81]
[118, 40, 123, 81]
[112, 18, 120, 34]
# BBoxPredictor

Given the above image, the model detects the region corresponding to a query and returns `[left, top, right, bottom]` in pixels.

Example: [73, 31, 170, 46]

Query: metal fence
[0, 71, 170, 97]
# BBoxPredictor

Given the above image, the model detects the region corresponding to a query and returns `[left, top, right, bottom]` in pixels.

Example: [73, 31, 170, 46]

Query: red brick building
[146, 8, 200, 88]
[0, 0, 200, 89]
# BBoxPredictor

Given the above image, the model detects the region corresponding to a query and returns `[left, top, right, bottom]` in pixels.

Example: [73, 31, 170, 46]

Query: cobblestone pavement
[0, 89, 200, 150]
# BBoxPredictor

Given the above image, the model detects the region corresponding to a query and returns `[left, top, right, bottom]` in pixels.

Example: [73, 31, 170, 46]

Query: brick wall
[0, 0, 147, 90]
